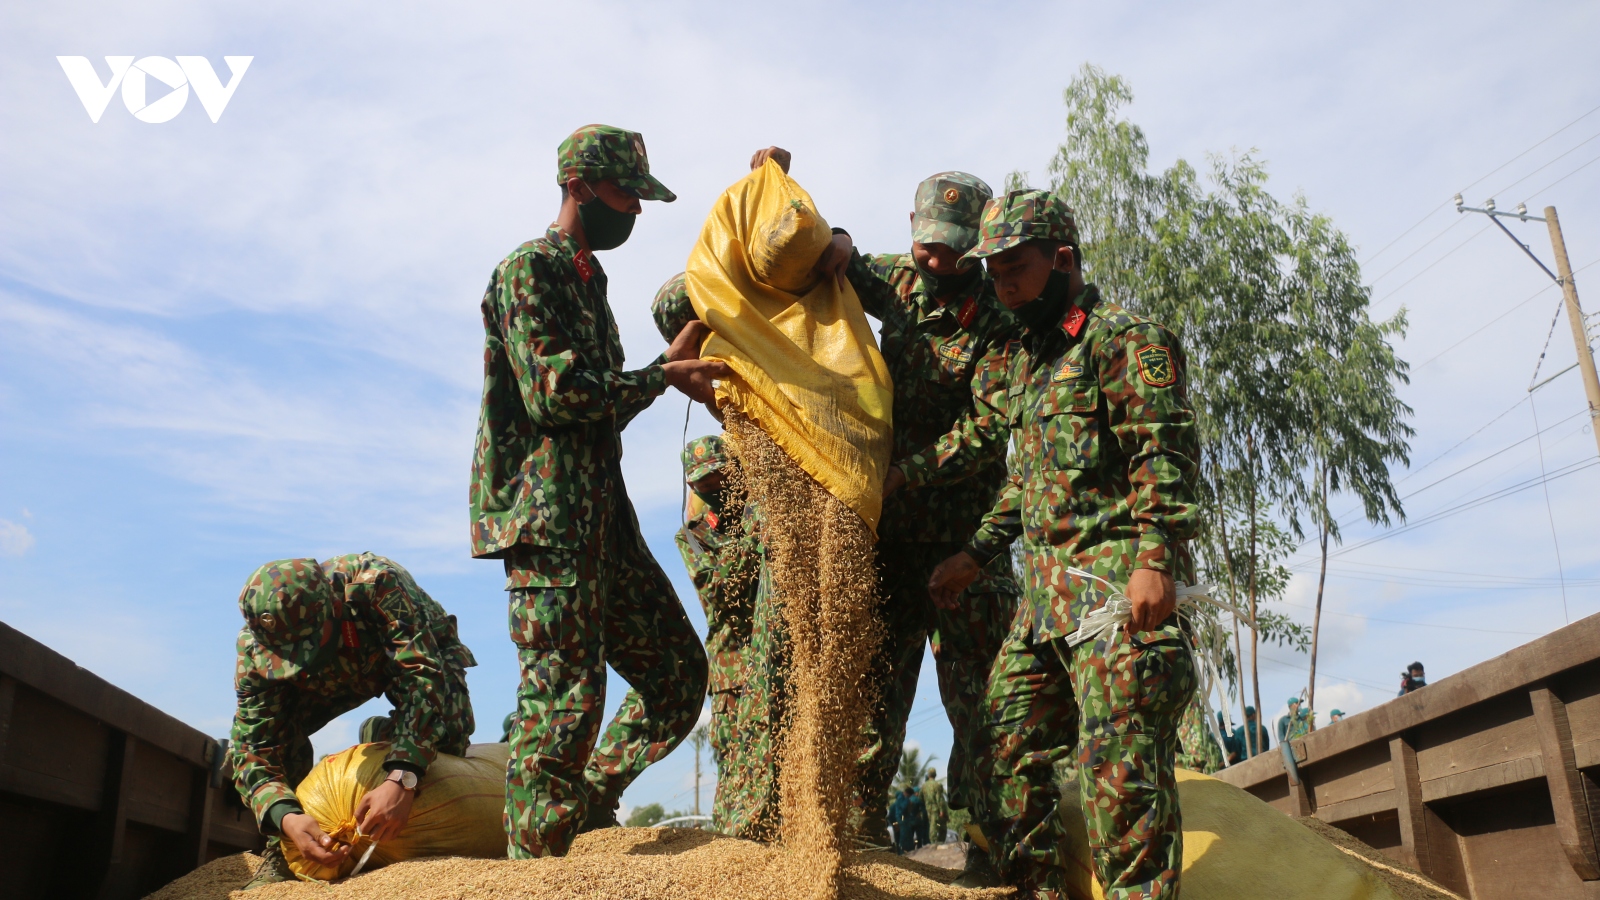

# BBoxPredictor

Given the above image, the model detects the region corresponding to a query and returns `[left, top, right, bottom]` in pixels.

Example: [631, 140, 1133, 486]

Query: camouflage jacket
[844, 250, 1020, 544]
[230, 553, 477, 825]
[471, 225, 667, 558]
[966, 285, 1200, 642]
[675, 502, 762, 695]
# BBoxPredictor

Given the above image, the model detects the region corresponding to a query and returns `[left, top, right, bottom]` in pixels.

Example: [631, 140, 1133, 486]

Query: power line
[1277, 600, 1545, 635]
[1368, 216, 1467, 285]
[1326, 456, 1600, 559]
[1522, 150, 1600, 204]
[1412, 256, 1600, 372]
[1361, 102, 1600, 267]
[1256, 651, 1394, 694]
[1372, 223, 1490, 309]
[1318, 558, 1599, 585]
[1486, 129, 1600, 201]
[1529, 396, 1571, 624]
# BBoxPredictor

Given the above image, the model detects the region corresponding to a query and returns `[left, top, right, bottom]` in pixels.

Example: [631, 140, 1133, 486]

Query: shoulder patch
[1136, 344, 1177, 387]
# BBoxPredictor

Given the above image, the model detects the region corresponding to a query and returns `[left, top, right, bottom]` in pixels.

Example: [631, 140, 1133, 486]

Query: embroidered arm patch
[1136, 344, 1176, 387]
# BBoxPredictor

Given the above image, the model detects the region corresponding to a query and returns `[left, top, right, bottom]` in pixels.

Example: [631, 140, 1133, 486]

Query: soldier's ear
[566, 177, 594, 203]
[1053, 243, 1078, 274]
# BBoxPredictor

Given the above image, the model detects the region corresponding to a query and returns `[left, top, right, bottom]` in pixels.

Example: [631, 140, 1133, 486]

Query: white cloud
[0, 519, 34, 557]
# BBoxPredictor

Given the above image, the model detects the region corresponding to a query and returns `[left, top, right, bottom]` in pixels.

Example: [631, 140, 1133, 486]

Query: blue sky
[3, 1, 1599, 818]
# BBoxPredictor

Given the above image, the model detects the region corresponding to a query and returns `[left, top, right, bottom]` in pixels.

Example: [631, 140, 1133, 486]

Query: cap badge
[943, 188, 961, 204]
[259, 613, 277, 631]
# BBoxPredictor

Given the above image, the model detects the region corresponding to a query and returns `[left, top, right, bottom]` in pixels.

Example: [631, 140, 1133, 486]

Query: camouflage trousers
[724, 567, 781, 839]
[1173, 695, 1225, 775]
[988, 618, 1195, 900]
[859, 541, 1017, 836]
[504, 499, 708, 858]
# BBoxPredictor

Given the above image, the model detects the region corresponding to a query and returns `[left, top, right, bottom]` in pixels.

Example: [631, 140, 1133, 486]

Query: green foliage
[890, 746, 938, 805]
[1039, 63, 1412, 716]
[625, 803, 665, 827]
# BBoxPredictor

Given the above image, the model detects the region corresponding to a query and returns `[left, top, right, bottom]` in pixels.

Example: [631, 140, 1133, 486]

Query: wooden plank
[1415, 691, 1539, 782]
[1316, 788, 1397, 824]
[1421, 753, 1543, 803]
[1309, 741, 1395, 809]
[186, 744, 217, 868]
[0, 674, 15, 765]
[1391, 734, 1431, 873]
[1532, 684, 1600, 880]
[0, 622, 213, 767]
[0, 760, 102, 809]
[1216, 611, 1600, 793]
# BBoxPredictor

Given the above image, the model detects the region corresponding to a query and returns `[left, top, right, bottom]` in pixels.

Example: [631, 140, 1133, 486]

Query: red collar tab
[957, 296, 978, 329]
[705, 510, 720, 529]
[341, 620, 360, 649]
[573, 250, 593, 283]
[1063, 305, 1087, 338]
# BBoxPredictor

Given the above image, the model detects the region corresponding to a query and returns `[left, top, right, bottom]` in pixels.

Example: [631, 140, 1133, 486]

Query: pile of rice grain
[147, 829, 1004, 900]
[724, 412, 886, 899]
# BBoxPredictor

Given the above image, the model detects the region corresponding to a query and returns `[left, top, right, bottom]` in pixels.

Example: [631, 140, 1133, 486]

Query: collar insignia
[1063, 305, 1086, 338]
[957, 296, 978, 328]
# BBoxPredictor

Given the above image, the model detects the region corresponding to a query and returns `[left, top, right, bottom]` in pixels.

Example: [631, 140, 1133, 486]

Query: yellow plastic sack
[685, 159, 894, 531]
[1060, 769, 1409, 899]
[281, 742, 507, 882]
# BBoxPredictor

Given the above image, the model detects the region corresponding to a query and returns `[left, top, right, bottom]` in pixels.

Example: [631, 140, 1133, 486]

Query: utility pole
[1545, 207, 1600, 458]
[1456, 196, 1600, 457]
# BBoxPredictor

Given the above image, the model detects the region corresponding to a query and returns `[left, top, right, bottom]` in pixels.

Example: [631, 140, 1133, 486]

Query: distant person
[1328, 709, 1346, 723]
[1231, 706, 1271, 759]
[1277, 696, 1312, 743]
[896, 786, 928, 852]
[921, 768, 949, 845]
[1399, 662, 1427, 696]
[1218, 711, 1242, 765]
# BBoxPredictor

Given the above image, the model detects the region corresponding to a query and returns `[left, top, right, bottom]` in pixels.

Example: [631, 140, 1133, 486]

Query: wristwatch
[385, 768, 420, 795]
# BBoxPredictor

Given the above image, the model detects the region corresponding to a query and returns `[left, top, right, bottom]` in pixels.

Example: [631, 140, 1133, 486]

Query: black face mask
[1015, 269, 1075, 334]
[578, 194, 637, 251]
[914, 258, 981, 299]
[692, 487, 725, 516]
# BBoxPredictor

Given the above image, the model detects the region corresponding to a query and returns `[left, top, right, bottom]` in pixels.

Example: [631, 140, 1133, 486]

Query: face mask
[914, 258, 981, 298]
[693, 487, 725, 516]
[578, 192, 637, 251]
[1015, 268, 1075, 334]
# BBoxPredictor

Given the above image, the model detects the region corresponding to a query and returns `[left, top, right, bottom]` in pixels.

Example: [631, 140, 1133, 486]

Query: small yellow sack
[1059, 770, 1410, 899]
[281, 742, 507, 882]
[685, 160, 894, 531]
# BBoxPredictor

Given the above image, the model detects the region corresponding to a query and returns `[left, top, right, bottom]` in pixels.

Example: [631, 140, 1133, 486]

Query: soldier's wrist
[265, 800, 304, 834]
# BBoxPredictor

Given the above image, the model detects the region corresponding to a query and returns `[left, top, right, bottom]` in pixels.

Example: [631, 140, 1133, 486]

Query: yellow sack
[281, 742, 507, 882]
[685, 159, 894, 531]
[1059, 769, 1414, 899]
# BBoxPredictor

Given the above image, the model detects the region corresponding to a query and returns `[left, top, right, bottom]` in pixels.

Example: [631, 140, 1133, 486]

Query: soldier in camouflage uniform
[471, 124, 725, 858]
[672, 435, 765, 833]
[230, 554, 476, 888]
[821, 173, 1021, 864]
[928, 190, 1200, 900]
[1174, 700, 1225, 774]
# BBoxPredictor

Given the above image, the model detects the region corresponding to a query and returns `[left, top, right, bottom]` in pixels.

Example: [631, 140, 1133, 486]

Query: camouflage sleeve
[370, 576, 456, 773]
[497, 262, 667, 428]
[674, 524, 716, 616]
[896, 338, 1014, 490]
[1102, 323, 1200, 572]
[651, 273, 694, 343]
[963, 471, 1023, 564]
[842, 249, 898, 321]
[229, 669, 301, 830]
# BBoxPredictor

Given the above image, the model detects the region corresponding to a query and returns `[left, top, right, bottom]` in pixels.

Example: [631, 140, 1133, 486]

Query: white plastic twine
[1061, 567, 1242, 649]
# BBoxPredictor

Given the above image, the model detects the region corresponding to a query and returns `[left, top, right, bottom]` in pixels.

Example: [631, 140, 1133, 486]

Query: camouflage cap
[556, 124, 675, 202]
[238, 558, 337, 679]
[652, 272, 695, 342]
[959, 189, 1080, 264]
[682, 435, 730, 483]
[911, 172, 993, 253]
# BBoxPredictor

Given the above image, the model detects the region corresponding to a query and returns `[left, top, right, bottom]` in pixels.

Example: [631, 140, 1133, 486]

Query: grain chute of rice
[686, 160, 894, 898]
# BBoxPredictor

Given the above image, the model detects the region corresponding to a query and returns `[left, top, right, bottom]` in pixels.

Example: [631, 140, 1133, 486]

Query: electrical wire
[1368, 216, 1467, 285]
[1371, 223, 1490, 309]
[1277, 600, 1545, 635]
[1486, 129, 1600, 201]
[1529, 395, 1571, 624]
[1412, 257, 1599, 372]
[1521, 150, 1600, 204]
[1361, 101, 1600, 267]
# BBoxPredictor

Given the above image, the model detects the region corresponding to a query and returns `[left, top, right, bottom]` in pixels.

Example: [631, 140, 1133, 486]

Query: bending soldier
[230, 553, 476, 889]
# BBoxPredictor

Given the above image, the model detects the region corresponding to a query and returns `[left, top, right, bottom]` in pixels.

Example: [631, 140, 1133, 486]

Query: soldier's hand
[282, 812, 351, 866]
[814, 232, 852, 290]
[664, 359, 734, 404]
[928, 551, 981, 610]
[666, 320, 713, 362]
[1126, 568, 1177, 632]
[882, 465, 907, 498]
[750, 146, 792, 174]
[354, 779, 416, 844]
